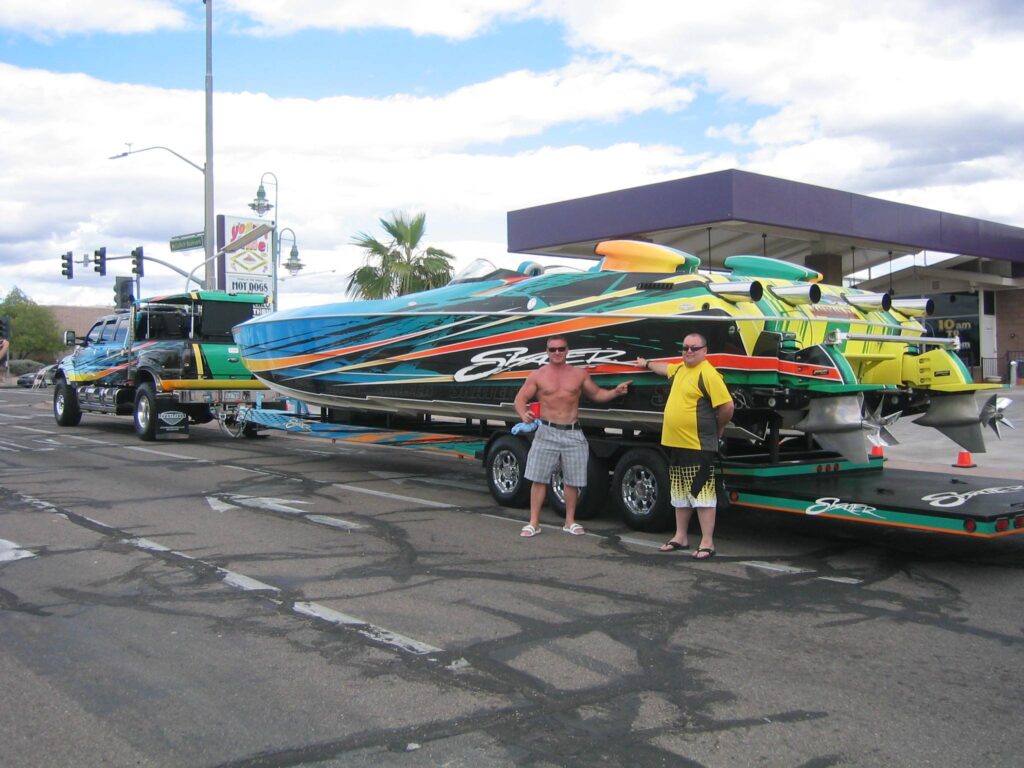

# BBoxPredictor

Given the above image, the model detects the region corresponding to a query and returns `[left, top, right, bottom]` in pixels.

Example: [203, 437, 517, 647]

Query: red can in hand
[529, 402, 541, 418]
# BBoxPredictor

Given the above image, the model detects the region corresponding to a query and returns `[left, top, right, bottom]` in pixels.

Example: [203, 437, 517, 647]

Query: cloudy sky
[1, 0, 1022, 310]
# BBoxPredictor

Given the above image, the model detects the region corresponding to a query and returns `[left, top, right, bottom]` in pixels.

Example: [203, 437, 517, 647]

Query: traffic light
[0, 315, 9, 340]
[131, 246, 144, 276]
[94, 246, 107, 276]
[114, 276, 134, 309]
[61, 251, 74, 279]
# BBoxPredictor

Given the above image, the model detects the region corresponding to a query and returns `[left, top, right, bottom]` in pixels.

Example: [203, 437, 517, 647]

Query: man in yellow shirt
[636, 333, 734, 560]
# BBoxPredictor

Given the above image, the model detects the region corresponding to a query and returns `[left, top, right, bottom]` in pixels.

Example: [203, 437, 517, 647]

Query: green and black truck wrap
[53, 291, 279, 440]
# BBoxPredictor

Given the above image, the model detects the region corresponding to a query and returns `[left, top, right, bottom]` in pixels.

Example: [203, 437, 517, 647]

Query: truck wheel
[53, 381, 82, 427]
[546, 457, 608, 520]
[485, 434, 531, 508]
[134, 383, 158, 441]
[612, 448, 673, 531]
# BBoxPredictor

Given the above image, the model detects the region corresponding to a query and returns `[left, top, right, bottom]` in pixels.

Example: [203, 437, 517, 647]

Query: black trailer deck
[723, 454, 1024, 538]
[243, 406, 1024, 538]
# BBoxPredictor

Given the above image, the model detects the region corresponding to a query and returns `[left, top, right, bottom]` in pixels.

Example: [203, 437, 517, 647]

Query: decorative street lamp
[279, 228, 304, 277]
[249, 174, 303, 310]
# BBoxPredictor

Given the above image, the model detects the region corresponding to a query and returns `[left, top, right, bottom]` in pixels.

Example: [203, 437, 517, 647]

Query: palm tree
[347, 211, 455, 299]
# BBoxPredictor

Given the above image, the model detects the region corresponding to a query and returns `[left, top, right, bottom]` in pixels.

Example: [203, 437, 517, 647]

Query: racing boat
[233, 240, 1011, 463]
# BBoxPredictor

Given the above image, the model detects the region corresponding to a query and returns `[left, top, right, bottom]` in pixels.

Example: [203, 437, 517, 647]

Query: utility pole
[204, 0, 216, 290]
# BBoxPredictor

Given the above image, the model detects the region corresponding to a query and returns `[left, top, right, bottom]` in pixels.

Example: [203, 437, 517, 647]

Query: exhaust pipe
[707, 281, 764, 303]
[890, 298, 934, 317]
[769, 283, 821, 306]
[844, 292, 892, 312]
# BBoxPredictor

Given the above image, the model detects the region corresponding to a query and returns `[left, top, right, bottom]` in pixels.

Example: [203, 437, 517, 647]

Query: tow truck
[53, 291, 279, 440]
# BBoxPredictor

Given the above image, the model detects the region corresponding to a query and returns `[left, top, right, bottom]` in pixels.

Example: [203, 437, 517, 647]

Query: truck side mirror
[63, 330, 77, 346]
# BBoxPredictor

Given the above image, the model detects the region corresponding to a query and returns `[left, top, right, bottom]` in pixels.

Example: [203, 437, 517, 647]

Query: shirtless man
[513, 335, 631, 538]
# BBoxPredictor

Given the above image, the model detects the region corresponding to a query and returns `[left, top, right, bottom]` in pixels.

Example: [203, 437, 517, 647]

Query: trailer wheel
[546, 456, 608, 520]
[134, 383, 158, 441]
[53, 380, 82, 427]
[612, 448, 673, 531]
[485, 434, 531, 508]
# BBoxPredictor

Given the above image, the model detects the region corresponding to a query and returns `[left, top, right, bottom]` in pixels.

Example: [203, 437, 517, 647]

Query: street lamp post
[277, 227, 304, 309]
[247, 175, 304, 310]
[109, 145, 213, 286]
[205, 0, 215, 290]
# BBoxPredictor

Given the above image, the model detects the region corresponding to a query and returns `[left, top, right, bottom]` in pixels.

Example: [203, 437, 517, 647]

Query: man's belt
[540, 419, 581, 431]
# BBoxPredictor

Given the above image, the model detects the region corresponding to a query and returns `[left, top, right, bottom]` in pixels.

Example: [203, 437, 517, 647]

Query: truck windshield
[199, 301, 256, 340]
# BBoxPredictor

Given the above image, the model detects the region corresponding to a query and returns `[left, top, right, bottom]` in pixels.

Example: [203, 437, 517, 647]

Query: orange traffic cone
[870, 445, 885, 459]
[953, 450, 977, 468]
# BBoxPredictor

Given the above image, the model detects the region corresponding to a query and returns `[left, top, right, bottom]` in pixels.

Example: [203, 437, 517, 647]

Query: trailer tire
[546, 456, 608, 520]
[53, 381, 82, 427]
[134, 383, 158, 441]
[485, 434, 532, 508]
[612, 448, 673, 531]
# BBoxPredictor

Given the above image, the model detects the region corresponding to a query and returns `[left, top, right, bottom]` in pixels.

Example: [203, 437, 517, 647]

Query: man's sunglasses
[547, 346, 567, 352]
[681, 345, 706, 352]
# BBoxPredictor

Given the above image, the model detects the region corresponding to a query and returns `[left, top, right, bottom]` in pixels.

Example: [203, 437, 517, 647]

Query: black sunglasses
[681, 345, 706, 352]
[547, 346, 567, 352]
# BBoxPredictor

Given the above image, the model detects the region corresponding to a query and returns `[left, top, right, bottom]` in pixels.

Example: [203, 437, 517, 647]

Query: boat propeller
[794, 394, 881, 464]
[913, 392, 1014, 454]
[980, 394, 1015, 438]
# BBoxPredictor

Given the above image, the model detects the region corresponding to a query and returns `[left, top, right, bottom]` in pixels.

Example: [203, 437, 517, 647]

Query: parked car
[17, 364, 56, 388]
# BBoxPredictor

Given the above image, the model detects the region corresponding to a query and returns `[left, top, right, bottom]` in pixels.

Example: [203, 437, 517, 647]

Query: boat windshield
[451, 258, 500, 282]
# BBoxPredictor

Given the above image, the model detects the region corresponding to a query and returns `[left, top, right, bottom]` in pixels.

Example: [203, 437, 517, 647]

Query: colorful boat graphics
[233, 240, 1010, 463]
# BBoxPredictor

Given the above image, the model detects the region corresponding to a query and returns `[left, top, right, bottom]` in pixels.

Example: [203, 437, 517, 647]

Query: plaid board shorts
[524, 424, 589, 488]
[667, 448, 718, 509]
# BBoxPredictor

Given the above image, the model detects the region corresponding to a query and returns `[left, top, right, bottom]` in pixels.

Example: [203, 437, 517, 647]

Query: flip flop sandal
[692, 547, 716, 560]
[562, 523, 585, 535]
[659, 540, 688, 552]
[520, 524, 542, 537]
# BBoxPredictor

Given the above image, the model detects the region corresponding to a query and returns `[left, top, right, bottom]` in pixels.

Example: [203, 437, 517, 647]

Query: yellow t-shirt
[661, 360, 732, 450]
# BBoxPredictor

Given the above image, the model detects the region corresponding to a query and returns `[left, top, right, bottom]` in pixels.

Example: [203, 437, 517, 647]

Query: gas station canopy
[507, 169, 1024, 284]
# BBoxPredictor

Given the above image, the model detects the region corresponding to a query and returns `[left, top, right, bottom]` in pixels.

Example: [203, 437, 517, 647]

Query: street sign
[169, 232, 205, 252]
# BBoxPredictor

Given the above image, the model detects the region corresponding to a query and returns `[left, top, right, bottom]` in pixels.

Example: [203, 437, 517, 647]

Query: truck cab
[53, 291, 276, 440]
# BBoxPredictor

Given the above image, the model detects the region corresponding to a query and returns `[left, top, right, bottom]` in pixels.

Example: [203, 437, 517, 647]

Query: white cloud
[0, 0, 187, 38]
[222, 0, 539, 39]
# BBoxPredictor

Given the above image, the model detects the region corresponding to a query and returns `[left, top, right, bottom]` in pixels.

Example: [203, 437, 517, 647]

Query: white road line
[293, 601, 443, 655]
[64, 435, 116, 445]
[331, 483, 456, 508]
[0, 539, 35, 562]
[618, 535, 663, 549]
[222, 571, 279, 592]
[8, 426, 56, 434]
[307, 514, 363, 530]
[741, 560, 815, 575]
[128, 537, 174, 553]
[122, 532, 446, 660]
[819, 576, 864, 584]
[408, 477, 489, 493]
[125, 446, 208, 461]
[206, 497, 238, 513]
